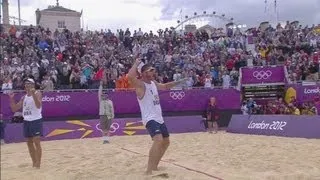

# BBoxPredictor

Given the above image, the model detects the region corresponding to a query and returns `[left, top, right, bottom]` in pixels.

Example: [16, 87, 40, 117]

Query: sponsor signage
[227, 115, 320, 139]
[3, 116, 204, 143]
[0, 89, 241, 120]
[241, 66, 285, 84]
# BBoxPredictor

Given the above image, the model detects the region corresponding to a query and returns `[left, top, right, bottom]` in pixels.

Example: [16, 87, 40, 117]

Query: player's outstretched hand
[179, 78, 189, 83]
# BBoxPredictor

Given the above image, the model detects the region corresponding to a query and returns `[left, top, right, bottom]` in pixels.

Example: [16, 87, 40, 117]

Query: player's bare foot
[34, 162, 40, 169]
[153, 166, 166, 171]
[145, 171, 152, 175]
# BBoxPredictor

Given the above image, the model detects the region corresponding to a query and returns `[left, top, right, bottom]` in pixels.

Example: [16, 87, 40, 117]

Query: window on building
[57, 21, 66, 29]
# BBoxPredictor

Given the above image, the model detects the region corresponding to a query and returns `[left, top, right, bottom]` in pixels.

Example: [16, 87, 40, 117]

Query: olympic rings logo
[169, 91, 185, 100]
[252, 70, 272, 80]
[95, 122, 120, 133]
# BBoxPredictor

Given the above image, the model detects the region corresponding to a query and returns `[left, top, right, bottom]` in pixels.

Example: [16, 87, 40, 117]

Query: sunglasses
[146, 68, 155, 72]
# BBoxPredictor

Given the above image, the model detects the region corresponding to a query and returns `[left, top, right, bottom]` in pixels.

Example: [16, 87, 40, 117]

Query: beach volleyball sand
[1, 132, 320, 180]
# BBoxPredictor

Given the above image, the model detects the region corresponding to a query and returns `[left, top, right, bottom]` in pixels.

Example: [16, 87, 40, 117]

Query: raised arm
[8, 92, 23, 113]
[127, 58, 144, 89]
[98, 81, 103, 102]
[154, 78, 188, 90]
[31, 89, 42, 109]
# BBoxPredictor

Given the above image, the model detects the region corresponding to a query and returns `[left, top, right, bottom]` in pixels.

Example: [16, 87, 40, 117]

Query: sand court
[1, 132, 320, 180]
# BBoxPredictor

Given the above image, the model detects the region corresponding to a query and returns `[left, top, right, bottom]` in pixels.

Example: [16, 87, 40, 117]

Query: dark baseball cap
[141, 64, 155, 73]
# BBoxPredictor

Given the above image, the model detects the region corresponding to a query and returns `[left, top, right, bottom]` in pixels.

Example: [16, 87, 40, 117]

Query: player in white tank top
[128, 59, 187, 175]
[22, 93, 43, 121]
[8, 78, 43, 168]
[137, 81, 164, 126]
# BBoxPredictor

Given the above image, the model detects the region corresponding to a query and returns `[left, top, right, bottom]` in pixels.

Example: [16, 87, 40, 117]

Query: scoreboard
[242, 85, 285, 102]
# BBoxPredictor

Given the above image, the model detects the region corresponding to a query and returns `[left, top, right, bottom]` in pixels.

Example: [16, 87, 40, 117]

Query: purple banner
[3, 116, 204, 143]
[287, 84, 320, 114]
[241, 66, 285, 84]
[227, 115, 320, 139]
[0, 89, 240, 120]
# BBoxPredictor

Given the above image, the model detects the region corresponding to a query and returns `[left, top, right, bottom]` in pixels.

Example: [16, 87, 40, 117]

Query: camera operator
[245, 98, 264, 115]
[241, 101, 249, 115]
[246, 98, 257, 114]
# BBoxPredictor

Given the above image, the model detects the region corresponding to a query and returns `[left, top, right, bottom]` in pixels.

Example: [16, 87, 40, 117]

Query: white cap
[25, 78, 35, 84]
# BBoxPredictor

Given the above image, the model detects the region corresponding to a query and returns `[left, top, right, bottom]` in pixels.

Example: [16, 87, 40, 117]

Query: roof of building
[40, 5, 78, 13]
[198, 24, 213, 29]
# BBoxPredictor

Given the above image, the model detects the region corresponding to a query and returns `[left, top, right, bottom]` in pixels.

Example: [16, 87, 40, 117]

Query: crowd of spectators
[0, 21, 319, 92]
[241, 97, 318, 115]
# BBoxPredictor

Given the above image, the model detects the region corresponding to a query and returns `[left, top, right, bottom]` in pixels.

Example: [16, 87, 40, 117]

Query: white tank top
[22, 92, 42, 121]
[137, 81, 164, 125]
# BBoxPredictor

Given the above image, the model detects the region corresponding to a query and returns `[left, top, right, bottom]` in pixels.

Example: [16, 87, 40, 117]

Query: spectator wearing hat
[98, 80, 114, 144]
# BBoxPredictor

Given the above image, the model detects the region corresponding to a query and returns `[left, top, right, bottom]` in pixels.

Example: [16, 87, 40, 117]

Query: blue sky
[4, 0, 320, 32]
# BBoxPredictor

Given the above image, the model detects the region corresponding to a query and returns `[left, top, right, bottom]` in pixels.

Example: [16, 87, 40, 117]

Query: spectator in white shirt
[173, 69, 182, 82]
[241, 102, 249, 115]
[247, 55, 254, 67]
[222, 71, 231, 89]
[1, 77, 13, 94]
[204, 74, 213, 89]
[41, 74, 54, 91]
[137, 28, 143, 37]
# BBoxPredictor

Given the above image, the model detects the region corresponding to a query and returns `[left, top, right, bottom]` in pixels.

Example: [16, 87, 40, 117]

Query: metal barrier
[0, 81, 318, 94]
[0, 86, 238, 93]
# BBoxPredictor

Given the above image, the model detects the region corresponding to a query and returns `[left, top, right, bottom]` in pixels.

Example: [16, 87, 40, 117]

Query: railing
[1, 80, 319, 93]
[0, 86, 239, 93]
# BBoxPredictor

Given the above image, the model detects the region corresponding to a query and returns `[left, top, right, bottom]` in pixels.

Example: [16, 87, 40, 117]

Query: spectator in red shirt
[226, 58, 235, 71]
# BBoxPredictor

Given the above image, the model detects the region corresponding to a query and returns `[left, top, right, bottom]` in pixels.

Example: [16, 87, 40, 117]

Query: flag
[180, 9, 182, 15]
[94, 68, 104, 80]
[80, 9, 83, 16]
[274, 0, 277, 13]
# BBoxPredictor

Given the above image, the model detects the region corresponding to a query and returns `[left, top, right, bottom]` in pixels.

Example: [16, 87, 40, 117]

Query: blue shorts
[146, 120, 169, 138]
[23, 119, 43, 138]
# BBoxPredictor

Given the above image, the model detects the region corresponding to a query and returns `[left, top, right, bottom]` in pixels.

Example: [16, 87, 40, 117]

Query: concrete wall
[39, 11, 81, 32]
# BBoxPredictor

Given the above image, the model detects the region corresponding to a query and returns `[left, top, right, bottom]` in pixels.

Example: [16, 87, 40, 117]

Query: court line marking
[114, 143, 224, 180]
